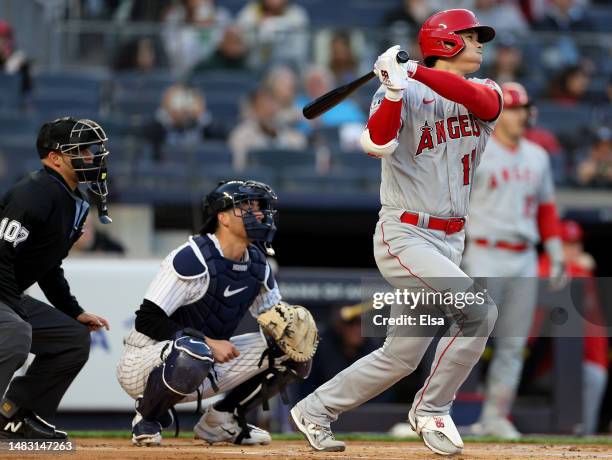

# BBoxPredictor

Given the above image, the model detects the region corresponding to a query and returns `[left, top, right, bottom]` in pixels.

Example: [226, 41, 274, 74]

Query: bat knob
[396, 50, 410, 63]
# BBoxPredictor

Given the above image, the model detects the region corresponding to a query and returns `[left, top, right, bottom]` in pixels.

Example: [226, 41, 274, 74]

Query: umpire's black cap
[36, 117, 79, 158]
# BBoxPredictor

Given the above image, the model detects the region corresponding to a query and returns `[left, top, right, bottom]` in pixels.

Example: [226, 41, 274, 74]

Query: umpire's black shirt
[0, 166, 89, 318]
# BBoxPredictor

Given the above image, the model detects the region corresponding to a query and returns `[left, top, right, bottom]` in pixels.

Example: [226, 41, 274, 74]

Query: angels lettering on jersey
[415, 115, 482, 156]
[413, 78, 499, 157]
[369, 77, 501, 217]
[488, 164, 539, 189]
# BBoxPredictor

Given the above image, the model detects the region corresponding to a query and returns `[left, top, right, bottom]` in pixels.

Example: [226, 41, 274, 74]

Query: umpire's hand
[76, 311, 110, 332]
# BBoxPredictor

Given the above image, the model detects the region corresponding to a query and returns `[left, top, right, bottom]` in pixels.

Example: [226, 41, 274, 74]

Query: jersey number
[461, 149, 477, 186]
[0, 218, 29, 247]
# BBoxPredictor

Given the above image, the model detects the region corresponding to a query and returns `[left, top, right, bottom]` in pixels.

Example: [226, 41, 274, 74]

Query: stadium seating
[30, 72, 105, 116]
[0, 74, 22, 110]
[282, 167, 363, 193]
[536, 102, 594, 135]
[34, 72, 104, 93]
[248, 148, 316, 172]
[0, 111, 39, 138]
[189, 71, 259, 95]
[30, 92, 101, 118]
[0, 7, 608, 203]
[589, 7, 612, 32]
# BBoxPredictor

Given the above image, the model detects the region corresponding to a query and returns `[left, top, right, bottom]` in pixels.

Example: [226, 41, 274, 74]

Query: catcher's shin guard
[139, 334, 214, 421]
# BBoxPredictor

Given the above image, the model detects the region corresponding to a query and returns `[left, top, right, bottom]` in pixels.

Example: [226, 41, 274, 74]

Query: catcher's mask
[201, 180, 278, 246]
[37, 117, 110, 198]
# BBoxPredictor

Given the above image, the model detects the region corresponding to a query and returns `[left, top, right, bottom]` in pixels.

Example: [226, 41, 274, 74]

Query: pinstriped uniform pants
[116, 328, 271, 403]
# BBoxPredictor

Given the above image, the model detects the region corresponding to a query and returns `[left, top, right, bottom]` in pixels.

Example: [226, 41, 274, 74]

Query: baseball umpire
[116, 179, 318, 446]
[292, 9, 501, 456]
[0, 117, 111, 439]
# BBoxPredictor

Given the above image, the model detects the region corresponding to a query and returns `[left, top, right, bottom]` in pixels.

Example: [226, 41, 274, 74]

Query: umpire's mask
[37, 117, 110, 198]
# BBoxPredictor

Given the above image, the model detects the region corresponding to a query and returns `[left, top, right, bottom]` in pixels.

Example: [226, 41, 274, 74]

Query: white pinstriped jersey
[144, 233, 281, 320]
[370, 77, 502, 217]
[467, 137, 555, 244]
[116, 234, 283, 401]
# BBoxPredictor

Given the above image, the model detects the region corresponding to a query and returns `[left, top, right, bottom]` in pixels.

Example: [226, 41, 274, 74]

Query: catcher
[116, 180, 318, 446]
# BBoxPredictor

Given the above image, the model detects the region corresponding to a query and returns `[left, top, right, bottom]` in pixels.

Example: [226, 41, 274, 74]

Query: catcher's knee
[138, 332, 214, 420]
[162, 333, 214, 395]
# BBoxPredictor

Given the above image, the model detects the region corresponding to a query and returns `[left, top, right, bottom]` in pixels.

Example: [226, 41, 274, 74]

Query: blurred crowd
[0, 0, 610, 191]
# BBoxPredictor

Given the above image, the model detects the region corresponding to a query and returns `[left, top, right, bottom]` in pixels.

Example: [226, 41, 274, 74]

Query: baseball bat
[302, 50, 409, 120]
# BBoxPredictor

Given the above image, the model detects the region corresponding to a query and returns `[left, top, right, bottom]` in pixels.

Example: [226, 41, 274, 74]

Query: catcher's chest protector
[170, 235, 267, 340]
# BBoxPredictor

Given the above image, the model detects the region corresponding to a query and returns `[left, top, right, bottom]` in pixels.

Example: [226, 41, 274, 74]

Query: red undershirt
[367, 65, 502, 145]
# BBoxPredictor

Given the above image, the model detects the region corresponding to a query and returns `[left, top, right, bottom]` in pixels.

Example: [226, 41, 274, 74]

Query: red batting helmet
[561, 220, 583, 243]
[418, 9, 495, 66]
[501, 82, 530, 108]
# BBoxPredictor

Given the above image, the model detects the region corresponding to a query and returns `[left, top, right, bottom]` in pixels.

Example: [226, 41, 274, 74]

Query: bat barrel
[302, 49, 409, 120]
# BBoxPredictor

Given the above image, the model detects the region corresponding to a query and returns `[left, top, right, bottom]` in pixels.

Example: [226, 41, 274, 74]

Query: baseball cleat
[290, 405, 345, 452]
[194, 406, 271, 445]
[130, 397, 174, 446]
[131, 412, 162, 446]
[0, 410, 67, 440]
[409, 410, 463, 456]
[470, 417, 521, 440]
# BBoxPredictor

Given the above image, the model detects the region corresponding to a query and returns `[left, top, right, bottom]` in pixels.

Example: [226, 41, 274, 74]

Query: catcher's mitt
[257, 303, 319, 362]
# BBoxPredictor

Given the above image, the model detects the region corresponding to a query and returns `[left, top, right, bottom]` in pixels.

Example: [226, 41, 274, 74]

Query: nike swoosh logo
[222, 427, 236, 436]
[423, 98, 435, 104]
[224, 285, 248, 297]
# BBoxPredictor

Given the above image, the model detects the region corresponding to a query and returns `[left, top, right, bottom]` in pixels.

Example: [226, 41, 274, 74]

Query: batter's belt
[473, 238, 529, 252]
[400, 211, 466, 235]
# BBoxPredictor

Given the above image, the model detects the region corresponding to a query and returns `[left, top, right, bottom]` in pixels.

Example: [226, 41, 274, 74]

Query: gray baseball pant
[296, 216, 498, 425]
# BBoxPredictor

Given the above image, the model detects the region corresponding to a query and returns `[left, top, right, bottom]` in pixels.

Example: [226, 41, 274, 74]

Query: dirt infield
[2, 439, 612, 460]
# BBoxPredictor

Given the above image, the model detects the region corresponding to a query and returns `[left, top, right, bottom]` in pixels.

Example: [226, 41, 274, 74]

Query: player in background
[538, 220, 609, 435]
[462, 82, 565, 438]
[116, 180, 318, 446]
[291, 9, 501, 456]
[0, 117, 110, 440]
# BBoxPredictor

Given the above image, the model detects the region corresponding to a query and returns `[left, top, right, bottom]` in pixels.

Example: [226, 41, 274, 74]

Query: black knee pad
[163, 335, 213, 395]
[139, 333, 213, 421]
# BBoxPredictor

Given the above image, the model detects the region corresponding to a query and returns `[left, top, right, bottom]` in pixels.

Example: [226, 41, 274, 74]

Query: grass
[68, 431, 612, 445]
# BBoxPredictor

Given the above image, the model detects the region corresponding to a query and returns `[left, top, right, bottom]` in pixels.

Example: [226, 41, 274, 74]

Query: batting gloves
[373, 45, 418, 101]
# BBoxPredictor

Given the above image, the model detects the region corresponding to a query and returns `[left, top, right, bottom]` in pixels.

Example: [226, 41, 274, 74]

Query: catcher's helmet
[418, 9, 495, 66]
[36, 117, 110, 197]
[501, 82, 530, 108]
[201, 180, 278, 244]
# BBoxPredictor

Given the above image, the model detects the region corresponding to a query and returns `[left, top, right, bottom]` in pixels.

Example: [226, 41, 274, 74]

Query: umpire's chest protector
[170, 235, 268, 340]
